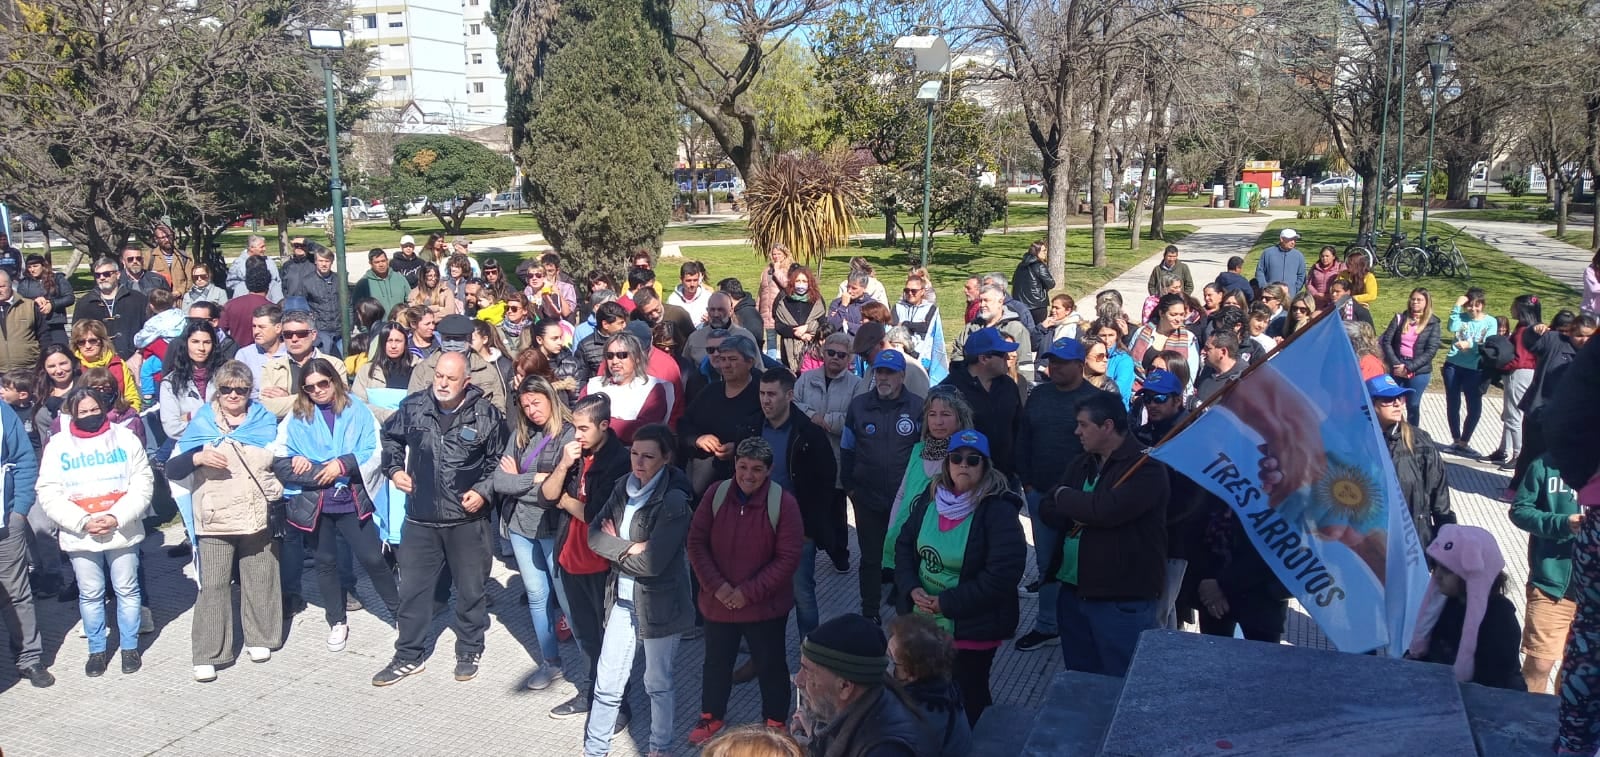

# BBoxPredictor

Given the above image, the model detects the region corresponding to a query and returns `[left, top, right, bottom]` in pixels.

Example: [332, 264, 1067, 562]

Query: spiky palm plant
[745, 149, 865, 271]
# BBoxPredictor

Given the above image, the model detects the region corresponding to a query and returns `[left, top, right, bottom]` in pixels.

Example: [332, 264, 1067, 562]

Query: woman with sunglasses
[165, 361, 283, 681]
[1283, 291, 1319, 337]
[493, 376, 577, 691]
[352, 321, 415, 423]
[894, 269, 949, 383]
[525, 265, 572, 322]
[498, 292, 534, 353]
[408, 263, 457, 314]
[1086, 318, 1134, 406]
[580, 331, 670, 445]
[70, 319, 140, 412]
[1258, 283, 1290, 338]
[893, 428, 1024, 727]
[273, 358, 400, 654]
[37, 386, 155, 677]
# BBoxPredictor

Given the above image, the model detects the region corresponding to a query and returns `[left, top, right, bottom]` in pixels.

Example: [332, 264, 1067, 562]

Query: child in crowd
[1509, 452, 1580, 694]
[1246, 304, 1277, 354]
[1406, 524, 1525, 690]
[1, 369, 40, 455]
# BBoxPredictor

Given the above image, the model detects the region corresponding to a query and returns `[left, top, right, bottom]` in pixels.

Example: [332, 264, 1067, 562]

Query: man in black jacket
[719, 278, 766, 352]
[74, 256, 149, 359]
[539, 393, 634, 723]
[758, 367, 837, 641]
[940, 327, 1021, 479]
[1042, 392, 1170, 676]
[796, 614, 937, 755]
[841, 350, 924, 622]
[374, 352, 508, 687]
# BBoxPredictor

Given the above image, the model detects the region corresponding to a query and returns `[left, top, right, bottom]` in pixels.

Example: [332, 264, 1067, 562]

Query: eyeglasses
[1261, 295, 1279, 302]
[1292, 306, 1311, 314]
[604, 351, 631, 360]
[1088, 353, 1108, 361]
[75, 337, 102, 346]
[122, 256, 139, 263]
[506, 304, 523, 312]
[903, 288, 923, 295]
[824, 349, 849, 359]
[1140, 392, 1174, 404]
[302, 379, 333, 392]
[283, 329, 313, 340]
[949, 452, 986, 467]
[216, 385, 250, 397]
[94, 270, 118, 279]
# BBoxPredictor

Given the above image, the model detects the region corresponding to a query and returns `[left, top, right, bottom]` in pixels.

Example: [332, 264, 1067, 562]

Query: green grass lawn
[1247, 217, 1580, 374]
[1542, 229, 1596, 250]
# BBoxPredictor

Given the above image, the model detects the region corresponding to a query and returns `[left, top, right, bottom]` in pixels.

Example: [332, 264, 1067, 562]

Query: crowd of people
[0, 224, 1599, 756]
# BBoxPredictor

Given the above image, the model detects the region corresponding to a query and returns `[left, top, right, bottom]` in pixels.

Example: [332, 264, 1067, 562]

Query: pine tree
[496, 0, 676, 273]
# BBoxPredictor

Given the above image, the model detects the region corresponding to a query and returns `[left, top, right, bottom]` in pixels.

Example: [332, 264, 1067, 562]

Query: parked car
[1310, 176, 1358, 193]
[1168, 179, 1204, 195]
[1022, 182, 1044, 194]
[366, 200, 388, 218]
[14, 212, 41, 232]
[404, 196, 430, 216]
[494, 191, 526, 210]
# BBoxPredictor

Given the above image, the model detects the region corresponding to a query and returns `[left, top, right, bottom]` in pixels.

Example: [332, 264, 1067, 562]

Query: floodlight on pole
[307, 27, 352, 346]
[893, 35, 950, 73]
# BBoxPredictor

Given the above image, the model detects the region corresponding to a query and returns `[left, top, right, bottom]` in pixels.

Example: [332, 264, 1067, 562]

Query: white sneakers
[246, 646, 271, 663]
[193, 664, 217, 682]
[327, 623, 349, 652]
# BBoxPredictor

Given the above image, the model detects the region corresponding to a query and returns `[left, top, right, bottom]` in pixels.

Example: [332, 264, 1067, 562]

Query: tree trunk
[882, 205, 899, 246]
[274, 180, 289, 256]
[1150, 144, 1170, 241]
[1356, 165, 1381, 239]
[1556, 186, 1568, 238]
[1046, 155, 1071, 285]
[1126, 172, 1145, 251]
[1587, 94, 1600, 252]
[1089, 65, 1112, 268]
[1444, 161, 1474, 203]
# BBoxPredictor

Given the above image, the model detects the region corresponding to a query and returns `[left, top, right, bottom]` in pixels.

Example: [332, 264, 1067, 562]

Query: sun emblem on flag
[1314, 460, 1382, 531]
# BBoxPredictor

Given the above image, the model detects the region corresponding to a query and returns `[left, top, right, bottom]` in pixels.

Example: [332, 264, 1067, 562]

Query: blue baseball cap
[1041, 337, 1086, 362]
[871, 349, 907, 373]
[948, 429, 990, 458]
[964, 327, 1019, 358]
[1365, 374, 1415, 399]
[1140, 369, 1184, 397]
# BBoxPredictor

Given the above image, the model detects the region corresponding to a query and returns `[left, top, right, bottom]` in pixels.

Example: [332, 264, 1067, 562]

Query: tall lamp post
[307, 28, 353, 347]
[1420, 36, 1452, 243]
[1392, 7, 1411, 236]
[893, 34, 949, 269]
[1374, 14, 1398, 230]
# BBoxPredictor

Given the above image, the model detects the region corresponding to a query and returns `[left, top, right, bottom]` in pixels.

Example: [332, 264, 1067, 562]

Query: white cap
[399, 235, 415, 246]
[1279, 228, 1300, 240]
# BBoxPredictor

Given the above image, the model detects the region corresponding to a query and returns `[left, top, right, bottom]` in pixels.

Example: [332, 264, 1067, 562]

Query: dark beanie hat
[801, 614, 888, 684]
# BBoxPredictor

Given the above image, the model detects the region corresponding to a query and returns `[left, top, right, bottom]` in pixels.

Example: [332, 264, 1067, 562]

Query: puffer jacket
[894, 488, 1025, 643]
[1012, 253, 1055, 311]
[548, 347, 587, 404]
[576, 329, 610, 378]
[589, 466, 698, 639]
[1379, 313, 1442, 376]
[36, 423, 154, 553]
[187, 439, 278, 537]
[1387, 423, 1457, 550]
[381, 384, 508, 525]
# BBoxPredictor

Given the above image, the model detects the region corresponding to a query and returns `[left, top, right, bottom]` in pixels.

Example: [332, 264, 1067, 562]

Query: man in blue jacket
[1254, 228, 1307, 295]
[0, 402, 49, 686]
[840, 350, 924, 623]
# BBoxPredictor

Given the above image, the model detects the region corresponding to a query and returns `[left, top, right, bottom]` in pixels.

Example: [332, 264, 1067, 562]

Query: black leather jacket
[381, 385, 508, 525]
[1011, 254, 1055, 311]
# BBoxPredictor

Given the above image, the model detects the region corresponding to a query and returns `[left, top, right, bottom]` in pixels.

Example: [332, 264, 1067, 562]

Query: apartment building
[346, 0, 506, 130]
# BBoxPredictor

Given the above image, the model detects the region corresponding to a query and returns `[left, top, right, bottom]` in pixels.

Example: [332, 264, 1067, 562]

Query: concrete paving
[1432, 214, 1593, 293]
[1093, 210, 1295, 320]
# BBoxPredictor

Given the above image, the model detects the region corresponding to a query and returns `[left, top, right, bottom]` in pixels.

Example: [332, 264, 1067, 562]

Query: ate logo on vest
[918, 544, 944, 574]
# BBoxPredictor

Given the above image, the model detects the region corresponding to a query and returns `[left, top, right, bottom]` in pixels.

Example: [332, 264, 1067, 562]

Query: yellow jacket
[75, 349, 142, 412]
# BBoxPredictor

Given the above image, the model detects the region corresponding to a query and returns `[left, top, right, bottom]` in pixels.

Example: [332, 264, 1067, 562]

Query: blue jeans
[1442, 362, 1483, 445]
[509, 532, 563, 667]
[793, 539, 819, 640]
[1056, 592, 1156, 676]
[585, 599, 679, 756]
[1026, 490, 1060, 635]
[70, 546, 142, 653]
[1402, 371, 1432, 428]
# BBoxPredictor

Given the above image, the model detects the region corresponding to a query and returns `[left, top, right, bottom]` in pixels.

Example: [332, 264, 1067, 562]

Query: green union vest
[1055, 476, 1097, 586]
[883, 442, 934, 570]
[915, 502, 975, 634]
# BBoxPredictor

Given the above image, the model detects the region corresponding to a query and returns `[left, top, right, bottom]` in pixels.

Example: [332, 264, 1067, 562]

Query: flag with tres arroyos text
[1149, 313, 1429, 656]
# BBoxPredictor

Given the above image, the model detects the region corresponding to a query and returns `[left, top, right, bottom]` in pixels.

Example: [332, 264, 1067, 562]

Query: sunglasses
[949, 452, 986, 467]
[75, 337, 102, 346]
[1374, 395, 1406, 406]
[903, 288, 923, 295]
[1140, 392, 1175, 404]
[283, 329, 313, 340]
[216, 385, 250, 397]
[824, 349, 849, 359]
[1292, 306, 1311, 314]
[123, 256, 140, 263]
[302, 379, 333, 392]
[94, 270, 119, 279]
[604, 351, 631, 360]
[1262, 295, 1279, 302]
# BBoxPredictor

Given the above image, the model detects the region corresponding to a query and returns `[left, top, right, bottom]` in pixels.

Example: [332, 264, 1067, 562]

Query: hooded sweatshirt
[36, 419, 154, 552]
[356, 270, 413, 314]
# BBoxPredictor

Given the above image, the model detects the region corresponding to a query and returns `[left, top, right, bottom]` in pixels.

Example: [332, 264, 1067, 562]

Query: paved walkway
[1432, 213, 1593, 293]
[1096, 210, 1295, 320]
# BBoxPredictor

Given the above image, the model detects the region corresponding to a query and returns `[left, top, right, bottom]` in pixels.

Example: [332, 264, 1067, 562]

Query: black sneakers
[453, 654, 481, 681]
[1014, 631, 1060, 652]
[19, 664, 54, 688]
[372, 658, 425, 686]
[550, 694, 591, 719]
[121, 649, 142, 674]
[85, 651, 111, 677]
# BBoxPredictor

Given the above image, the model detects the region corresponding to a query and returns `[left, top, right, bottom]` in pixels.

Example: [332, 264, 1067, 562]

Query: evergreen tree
[496, 0, 676, 273]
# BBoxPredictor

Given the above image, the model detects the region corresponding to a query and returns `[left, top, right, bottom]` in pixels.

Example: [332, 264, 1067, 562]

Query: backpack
[710, 479, 782, 532]
[1479, 334, 1516, 375]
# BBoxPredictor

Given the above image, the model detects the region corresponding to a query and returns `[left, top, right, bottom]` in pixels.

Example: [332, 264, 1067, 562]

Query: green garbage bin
[1234, 182, 1260, 209]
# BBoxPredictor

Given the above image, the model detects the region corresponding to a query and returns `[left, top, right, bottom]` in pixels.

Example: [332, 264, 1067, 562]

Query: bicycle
[1348, 230, 1426, 278]
[1412, 229, 1471, 280]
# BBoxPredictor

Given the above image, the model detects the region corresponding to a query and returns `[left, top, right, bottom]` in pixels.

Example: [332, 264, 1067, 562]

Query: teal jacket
[354, 271, 412, 314]
[1509, 455, 1579, 598]
[1444, 306, 1495, 369]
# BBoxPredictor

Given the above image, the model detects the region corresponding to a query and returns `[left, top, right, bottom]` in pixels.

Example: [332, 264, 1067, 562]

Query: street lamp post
[307, 28, 352, 347]
[1420, 36, 1453, 243]
[893, 34, 949, 269]
[1392, 7, 1411, 236]
[1375, 14, 1398, 231]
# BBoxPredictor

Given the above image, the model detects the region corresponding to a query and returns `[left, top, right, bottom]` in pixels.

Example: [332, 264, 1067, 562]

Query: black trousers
[701, 615, 790, 722]
[312, 511, 400, 626]
[953, 646, 997, 727]
[827, 488, 849, 561]
[558, 567, 609, 696]
[394, 518, 492, 662]
[1198, 594, 1289, 643]
[853, 504, 891, 618]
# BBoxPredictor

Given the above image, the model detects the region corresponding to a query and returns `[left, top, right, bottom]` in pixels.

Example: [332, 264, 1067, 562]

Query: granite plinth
[972, 703, 1040, 757]
[1460, 681, 1559, 755]
[1020, 671, 1124, 756]
[1098, 630, 1477, 756]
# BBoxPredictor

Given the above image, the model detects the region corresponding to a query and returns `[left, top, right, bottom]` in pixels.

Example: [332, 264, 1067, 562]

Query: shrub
[1327, 204, 1344, 219]
[1502, 175, 1530, 197]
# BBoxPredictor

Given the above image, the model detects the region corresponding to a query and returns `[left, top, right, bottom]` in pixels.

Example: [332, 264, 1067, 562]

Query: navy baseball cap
[964, 327, 1018, 357]
[1041, 337, 1086, 362]
[436, 314, 475, 339]
[948, 429, 990, 458]
[871, 349, 906, 373]
[1140, 369, 1184, 397]
[1365, 374, 1414, 399]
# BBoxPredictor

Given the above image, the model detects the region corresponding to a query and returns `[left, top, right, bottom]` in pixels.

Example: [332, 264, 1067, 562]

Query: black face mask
[73, 412, 106, 433]
[91, 388, 116, 411]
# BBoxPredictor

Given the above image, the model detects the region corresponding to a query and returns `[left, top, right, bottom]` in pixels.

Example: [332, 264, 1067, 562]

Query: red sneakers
[764, 718, 786, 730]
[688, 713, 725, 745]
[556, 615, 573, 642]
